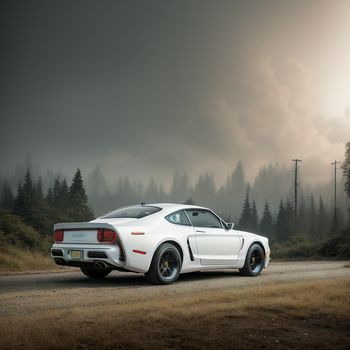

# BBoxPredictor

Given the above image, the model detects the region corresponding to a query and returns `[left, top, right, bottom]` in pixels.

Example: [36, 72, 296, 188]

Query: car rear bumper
[51, 243, 126, 269]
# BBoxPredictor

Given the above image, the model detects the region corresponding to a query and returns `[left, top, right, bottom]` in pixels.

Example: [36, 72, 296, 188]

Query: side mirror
[227, 223, 234, 230]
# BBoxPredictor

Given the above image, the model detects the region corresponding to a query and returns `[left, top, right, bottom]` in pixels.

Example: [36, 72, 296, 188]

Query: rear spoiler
[54, 222, 116, 231]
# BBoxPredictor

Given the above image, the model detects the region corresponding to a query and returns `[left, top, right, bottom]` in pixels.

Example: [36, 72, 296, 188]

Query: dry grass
[0, 279, 349, 350]
[0, 245, 57, 273]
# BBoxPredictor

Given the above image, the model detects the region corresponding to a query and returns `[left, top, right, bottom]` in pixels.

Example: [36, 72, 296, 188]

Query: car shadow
[1, 270, 245, 294]
[51, 270, 242, 289]
[182, 270, 241, 279]
[54, 272, 149, 288]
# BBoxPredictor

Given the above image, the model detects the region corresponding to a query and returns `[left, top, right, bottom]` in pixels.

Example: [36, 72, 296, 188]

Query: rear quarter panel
[112, 216, 190, 273]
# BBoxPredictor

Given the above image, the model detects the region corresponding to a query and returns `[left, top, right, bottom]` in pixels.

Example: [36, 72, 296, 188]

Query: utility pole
[292, 159, 302, 233]
[331, 160, 341, 215]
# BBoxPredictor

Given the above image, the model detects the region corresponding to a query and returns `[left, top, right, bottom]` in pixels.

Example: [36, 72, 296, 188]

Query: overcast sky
[1, 0, 350, 185]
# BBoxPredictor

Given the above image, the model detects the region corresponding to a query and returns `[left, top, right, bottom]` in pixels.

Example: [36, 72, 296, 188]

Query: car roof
[147, 203, 210, 214]
[97, 203, 211, 220]
[150, 203, 206, 209]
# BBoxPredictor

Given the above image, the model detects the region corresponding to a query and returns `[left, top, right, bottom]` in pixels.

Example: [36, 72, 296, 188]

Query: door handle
[196, 230, 206, 233]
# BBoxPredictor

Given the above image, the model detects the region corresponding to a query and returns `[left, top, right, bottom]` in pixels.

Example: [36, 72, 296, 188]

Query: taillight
[97, 228, 116, 243]
[54, 229, 64, 242]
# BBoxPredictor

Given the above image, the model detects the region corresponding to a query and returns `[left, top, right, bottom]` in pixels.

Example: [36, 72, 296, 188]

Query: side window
[165, 210, 191, 226]
[186, 209, 222, 228]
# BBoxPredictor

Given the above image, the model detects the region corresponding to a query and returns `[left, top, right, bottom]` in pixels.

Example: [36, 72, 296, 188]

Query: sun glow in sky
[318, 73, 350, 118]
[1, 0, 350, 185]
[309, 3, 350, 119]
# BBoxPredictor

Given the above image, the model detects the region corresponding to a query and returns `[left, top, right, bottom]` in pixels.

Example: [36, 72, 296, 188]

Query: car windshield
[101, 206, 162, 219]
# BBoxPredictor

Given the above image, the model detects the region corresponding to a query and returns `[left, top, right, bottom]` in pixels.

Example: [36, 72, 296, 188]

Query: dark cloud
[0, 0, 349, 183]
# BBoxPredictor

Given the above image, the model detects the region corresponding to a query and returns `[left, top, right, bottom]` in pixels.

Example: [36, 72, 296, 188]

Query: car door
[185, 209, 241, 266]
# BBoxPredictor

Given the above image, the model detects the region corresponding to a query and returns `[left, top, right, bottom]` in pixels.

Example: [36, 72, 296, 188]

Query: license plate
[71, 250, 82, 259]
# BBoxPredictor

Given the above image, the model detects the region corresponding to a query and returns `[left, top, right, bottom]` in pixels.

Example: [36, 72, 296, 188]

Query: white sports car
[51, 203, 270, 284]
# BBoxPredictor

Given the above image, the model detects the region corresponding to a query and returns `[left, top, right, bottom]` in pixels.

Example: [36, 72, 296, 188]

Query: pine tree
[275, 200, 290, 242]
[226, 161, 246, 221]
[238, 186, 251, 231]
[158, 184, 167, 202]
[46, 187, 54, 206]
[285, 198, 294, 239]
[317, 196, 329, 239]
[0, 176, 2, 204]
[34, 177, 44, 201]
[0, 179, 14, 211]
[14, 170, 34, 218]
[250, 200, 259, 232]
[194, 173, 216, 207]
[13, 182, 25, 216]
[87, 165, 108, 198]
[59, 179, 69, 208]
[144, 178, 159, 202]
[342, 141, 350, 197]
[170, 172, 192, 204]
[330, 208, 342, 235]
[52, 177, 61, 207]
[260, 201, 274, 240]
[68, 169, 94, 221]
[309, 194, 317, 239]
[341, 141, 350, 227]
[51, 176, 69, 209]
[22, 169, 34, 198]
[70, 169, 87, 204]
[298, 195, 307, 234]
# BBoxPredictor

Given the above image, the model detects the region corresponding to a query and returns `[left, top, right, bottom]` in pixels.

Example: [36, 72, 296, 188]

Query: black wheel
[145, 243, 182, 285]
[80, 266, 112, 279]
[239, 243, 265, 277]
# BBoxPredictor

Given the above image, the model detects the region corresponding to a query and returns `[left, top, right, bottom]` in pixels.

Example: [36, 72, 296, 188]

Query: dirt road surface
[0, 261, 350, 350]
[0, 261, 349, 317]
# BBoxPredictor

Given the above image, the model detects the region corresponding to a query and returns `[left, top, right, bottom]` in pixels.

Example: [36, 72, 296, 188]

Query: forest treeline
[0, 169, 93, 251]
[0, 142, 350, 258]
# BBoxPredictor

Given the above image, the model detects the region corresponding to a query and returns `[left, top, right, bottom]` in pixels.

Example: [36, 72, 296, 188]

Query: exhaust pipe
[54, 258, 65, 265]
[94, 261, 108, 270]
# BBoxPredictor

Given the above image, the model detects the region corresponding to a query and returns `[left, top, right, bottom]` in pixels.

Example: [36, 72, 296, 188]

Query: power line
[292, 159, 302, 233]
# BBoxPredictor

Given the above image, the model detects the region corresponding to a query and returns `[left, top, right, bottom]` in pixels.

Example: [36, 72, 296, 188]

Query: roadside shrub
[272, 229, 350, 259]
[272, 237, 321, 259]
[319, 229, 350, 258]
[0, 212, 51, 251]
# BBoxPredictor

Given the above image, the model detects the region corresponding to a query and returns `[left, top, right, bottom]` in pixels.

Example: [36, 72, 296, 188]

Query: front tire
[145, 243, 182, 285]
[80, 266, 112, 279]
[239, 243, 265, 277]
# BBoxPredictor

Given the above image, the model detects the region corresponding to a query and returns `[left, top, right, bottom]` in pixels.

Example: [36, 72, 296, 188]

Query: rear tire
[239, 243, 265, 277]
[80, 266, 112, 279]
[145, 243, 182, 285]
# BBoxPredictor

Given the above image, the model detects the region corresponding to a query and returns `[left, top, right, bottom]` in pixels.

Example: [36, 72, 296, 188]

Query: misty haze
[1, 1, 350, 350]
[1, 1, 350, 185]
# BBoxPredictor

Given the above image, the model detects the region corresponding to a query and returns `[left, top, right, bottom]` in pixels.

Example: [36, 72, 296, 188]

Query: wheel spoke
[250, 249, 263, 272]
[158, 249, 178, 279]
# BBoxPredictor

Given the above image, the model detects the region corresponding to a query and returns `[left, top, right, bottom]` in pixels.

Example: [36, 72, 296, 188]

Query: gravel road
[0, 261, 349, 317]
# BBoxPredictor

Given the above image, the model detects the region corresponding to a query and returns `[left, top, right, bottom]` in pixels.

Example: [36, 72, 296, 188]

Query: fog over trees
[0, 150, 349, 243]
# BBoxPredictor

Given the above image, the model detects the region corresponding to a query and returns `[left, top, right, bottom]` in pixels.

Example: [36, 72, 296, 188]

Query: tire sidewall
[154, 244, 182, 284]
[245, 244, 264, 276]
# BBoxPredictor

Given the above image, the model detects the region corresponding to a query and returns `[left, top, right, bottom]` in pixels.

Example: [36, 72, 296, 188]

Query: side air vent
[87, 251, 108, 259]
[187, 239, 194, 261]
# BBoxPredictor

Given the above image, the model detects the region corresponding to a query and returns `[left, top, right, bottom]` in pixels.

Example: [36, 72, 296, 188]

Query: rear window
[101, 206, 162, 219]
